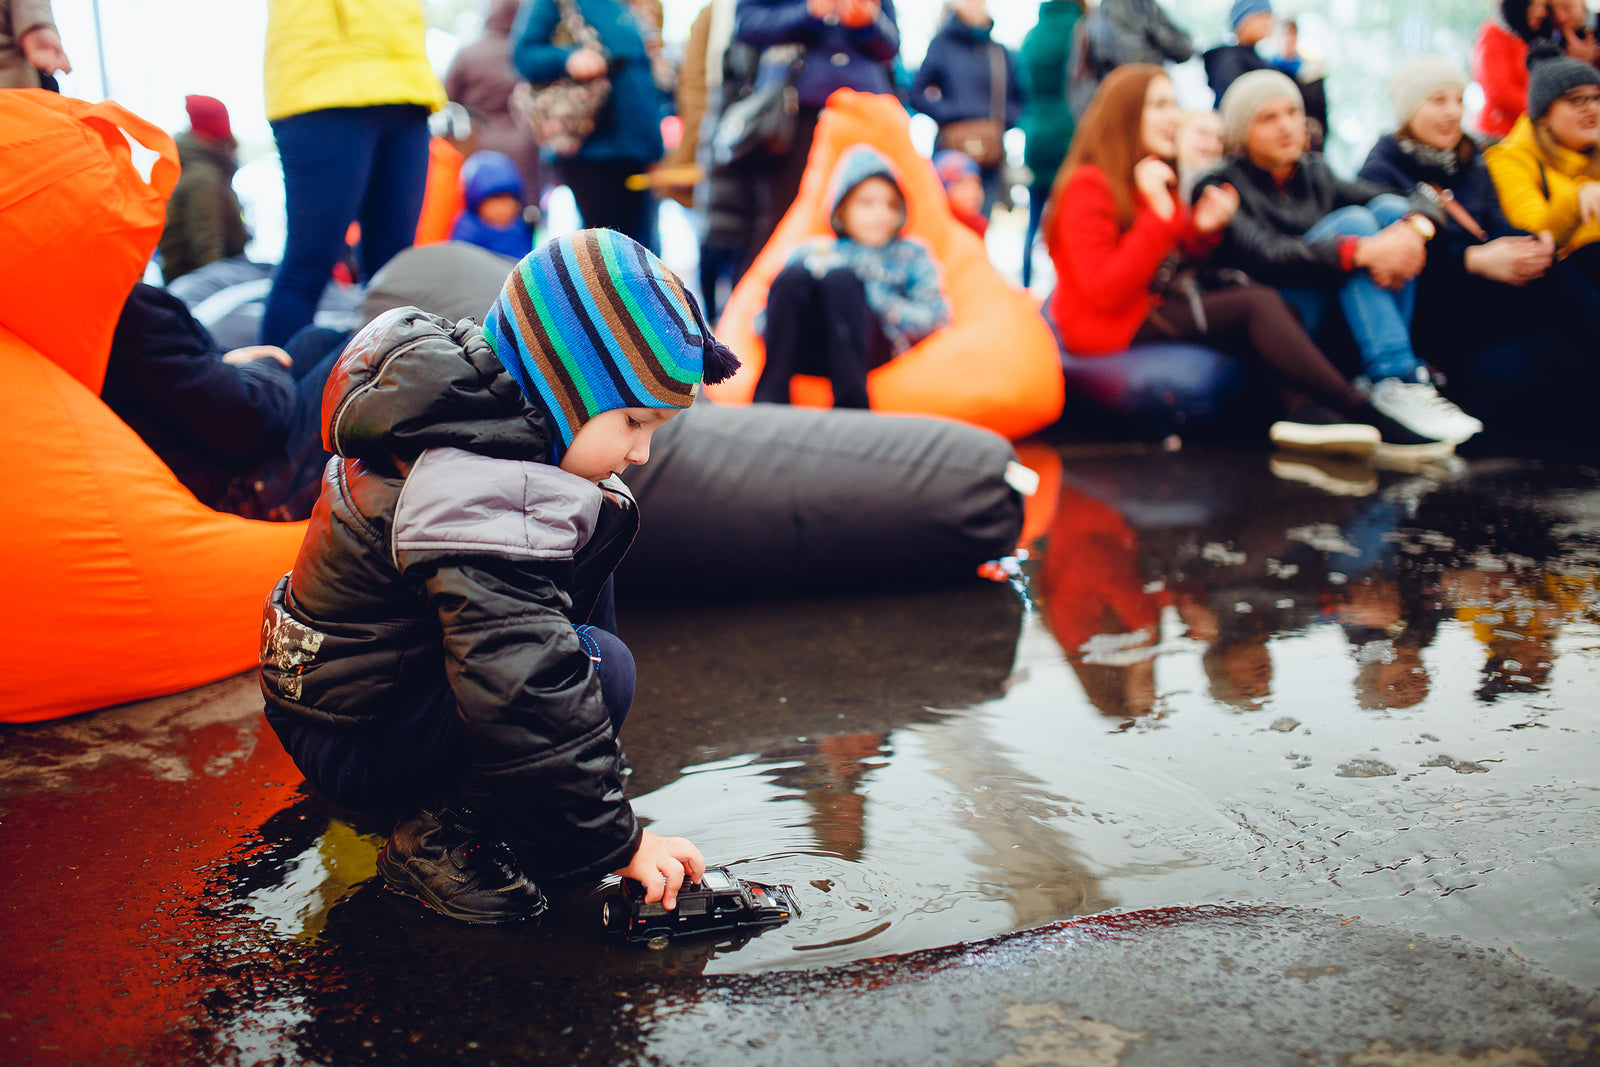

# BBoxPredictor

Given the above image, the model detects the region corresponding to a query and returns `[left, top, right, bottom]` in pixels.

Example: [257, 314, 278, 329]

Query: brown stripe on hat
[570, 235, 684, 403]
[505, 268, 588, 433]
[588, 233, 697, 404]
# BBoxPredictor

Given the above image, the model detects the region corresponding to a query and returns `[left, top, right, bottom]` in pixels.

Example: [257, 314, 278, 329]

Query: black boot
[376, 805, 548, 925]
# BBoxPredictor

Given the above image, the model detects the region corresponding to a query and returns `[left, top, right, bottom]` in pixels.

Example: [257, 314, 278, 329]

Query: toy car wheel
[601, 898, 625, 931]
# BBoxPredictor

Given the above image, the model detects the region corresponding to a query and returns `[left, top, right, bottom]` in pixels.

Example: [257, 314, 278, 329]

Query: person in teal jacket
[513, 0, 672, 252]
[1019, 0, 1083, 287]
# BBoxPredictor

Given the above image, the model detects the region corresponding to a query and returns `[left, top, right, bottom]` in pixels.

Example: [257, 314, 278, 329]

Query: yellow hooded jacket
[264, 0, 447, 122]
[1484, 113, 1600, 257]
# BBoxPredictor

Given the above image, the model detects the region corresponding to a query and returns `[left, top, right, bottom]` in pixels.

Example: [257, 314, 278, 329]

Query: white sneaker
[1367, 377, 1483, 444]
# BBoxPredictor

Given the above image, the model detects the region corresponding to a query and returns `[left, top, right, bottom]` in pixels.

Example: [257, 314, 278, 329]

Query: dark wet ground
[4, 446, 1599, 1064]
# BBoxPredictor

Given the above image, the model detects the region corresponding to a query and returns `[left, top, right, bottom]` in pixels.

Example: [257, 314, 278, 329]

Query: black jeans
[1132, 282, 1366, 413]
[754, 262, 892, 409]
[558, 158, 660, 254]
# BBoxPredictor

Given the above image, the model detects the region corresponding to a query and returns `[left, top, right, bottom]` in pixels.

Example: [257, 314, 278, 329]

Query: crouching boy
[259, 230, 739, 924]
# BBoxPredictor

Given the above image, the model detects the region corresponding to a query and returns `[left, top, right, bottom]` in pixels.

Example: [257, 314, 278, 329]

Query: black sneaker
[1350, 402, 1459, 463]
[376, 806, 548, 925]
[1268, 401, 1381, 457]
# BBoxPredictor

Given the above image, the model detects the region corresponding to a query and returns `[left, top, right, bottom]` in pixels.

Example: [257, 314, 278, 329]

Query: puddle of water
[4, 449, 1599, 1062]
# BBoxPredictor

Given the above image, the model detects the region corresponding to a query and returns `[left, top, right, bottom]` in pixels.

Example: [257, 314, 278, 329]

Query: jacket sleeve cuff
[1338, 236, 1360, 272]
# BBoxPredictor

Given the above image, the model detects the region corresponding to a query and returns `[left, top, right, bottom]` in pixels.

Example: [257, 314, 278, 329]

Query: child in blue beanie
[1203, 0, 1329, 145]
[753, 145, 950, 408]
[259, 229, 739, 925]
[450, 149, 536, 259]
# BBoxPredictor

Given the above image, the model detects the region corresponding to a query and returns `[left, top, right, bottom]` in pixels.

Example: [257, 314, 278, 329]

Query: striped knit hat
[483, 229, 740, 455]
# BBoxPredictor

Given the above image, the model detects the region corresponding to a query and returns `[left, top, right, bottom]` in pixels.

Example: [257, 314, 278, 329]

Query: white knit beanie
[1387, 56, 1469, 127]
[1219, 69, 1302, 153]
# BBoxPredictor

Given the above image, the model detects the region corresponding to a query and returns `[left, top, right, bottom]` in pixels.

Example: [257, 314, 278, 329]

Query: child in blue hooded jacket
[753, 145, 949, 408]
[450, 150, 536, 260]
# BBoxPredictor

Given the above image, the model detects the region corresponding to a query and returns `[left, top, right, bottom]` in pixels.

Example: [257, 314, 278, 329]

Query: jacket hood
[939, 11, 994, 42]
[175, 131, 237, 177]
[485, 0, 521, 36]
[825, 145, 908, 238]
[323, 307, 554, 463]
[461, 150, 525, 210]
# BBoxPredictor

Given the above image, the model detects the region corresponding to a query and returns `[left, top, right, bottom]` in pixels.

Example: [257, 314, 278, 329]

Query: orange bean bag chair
[706, 90, 1064, 441]
[414, 136, 468, 246]
[0, 94, 307, 723]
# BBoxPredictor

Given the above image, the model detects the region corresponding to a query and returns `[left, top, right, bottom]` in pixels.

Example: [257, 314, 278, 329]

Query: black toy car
[600, 866, 799, 946]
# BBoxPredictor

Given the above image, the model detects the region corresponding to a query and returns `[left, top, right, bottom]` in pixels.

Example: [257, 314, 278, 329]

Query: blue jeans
[1022, 179, 1049, 289]
[262, 104, 432, 347]
[1276, 194, 1422, 383]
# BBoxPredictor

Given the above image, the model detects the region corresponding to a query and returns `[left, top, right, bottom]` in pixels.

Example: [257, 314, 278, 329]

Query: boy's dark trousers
[754, 262, 893, 409]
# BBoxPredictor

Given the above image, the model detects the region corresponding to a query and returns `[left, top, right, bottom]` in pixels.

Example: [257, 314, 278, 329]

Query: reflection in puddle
[5, 450, 1600, 1062]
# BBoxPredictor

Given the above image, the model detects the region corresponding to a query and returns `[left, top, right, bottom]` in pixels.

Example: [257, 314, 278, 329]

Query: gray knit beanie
[1219, 69, 1303, 153]
[1528, 55, 1600, 122]
[1387, 56, 1469, 127]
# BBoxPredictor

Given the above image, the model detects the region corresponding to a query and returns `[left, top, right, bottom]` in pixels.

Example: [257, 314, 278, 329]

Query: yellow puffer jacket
[1484, 113, 1600, 257]
[264, 0, 447, 122]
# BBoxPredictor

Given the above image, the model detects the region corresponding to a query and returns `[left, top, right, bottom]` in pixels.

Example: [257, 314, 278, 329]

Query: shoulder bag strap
[1427, 183, 1489, 242]
[557, 0, 607, 57]
[989, 42, 1005, 127]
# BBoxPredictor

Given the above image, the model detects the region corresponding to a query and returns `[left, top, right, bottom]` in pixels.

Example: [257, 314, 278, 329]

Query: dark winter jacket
[1018, 0, 1081, 187]
[1195, 154, 1414, 288]
[1358, 133, 1518, 277]
[512, 0, 668, 162]
[1090, 0, 1193, 69]
[259, 308, 643, 884]
[733, 0, 899, 110]
[1201, 44, 1327, 135]
[158, 133, 250, 284]
[103, 284, 297, 510]
[702, 34, 764, 251]
[909, 13, 1021, 134]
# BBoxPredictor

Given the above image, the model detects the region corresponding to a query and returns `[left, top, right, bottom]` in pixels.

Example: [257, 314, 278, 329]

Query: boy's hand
[222, 345, 293, 368]
[614, 830, 705, 910]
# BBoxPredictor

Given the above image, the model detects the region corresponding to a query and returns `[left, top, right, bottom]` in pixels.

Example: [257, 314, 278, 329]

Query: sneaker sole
[1268, 453, 1378, 496]
[1372, 438, 1458, 465]
[376, 845, 546, 926]
[1268, 421, 1381, 457]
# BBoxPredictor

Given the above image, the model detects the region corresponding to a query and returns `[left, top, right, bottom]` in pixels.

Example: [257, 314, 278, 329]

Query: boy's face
[478, 192, 524, 228]
[559, 406, 679, 484]
[1236, 11, 1272, 46]
[837, 176, 904, 248]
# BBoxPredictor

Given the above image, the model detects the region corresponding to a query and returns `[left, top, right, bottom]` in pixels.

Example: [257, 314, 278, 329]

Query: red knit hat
[185, 95, 232, 143]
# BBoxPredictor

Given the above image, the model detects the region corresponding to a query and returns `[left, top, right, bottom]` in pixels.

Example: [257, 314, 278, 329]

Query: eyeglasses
[1560, 91, 1600, 109]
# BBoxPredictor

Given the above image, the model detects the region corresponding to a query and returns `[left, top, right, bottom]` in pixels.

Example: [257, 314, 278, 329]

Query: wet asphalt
[4, 446, 1599, 1065]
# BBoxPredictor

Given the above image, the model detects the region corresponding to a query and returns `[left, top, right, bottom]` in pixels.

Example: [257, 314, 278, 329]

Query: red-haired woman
[1044, 64, 1434, 457]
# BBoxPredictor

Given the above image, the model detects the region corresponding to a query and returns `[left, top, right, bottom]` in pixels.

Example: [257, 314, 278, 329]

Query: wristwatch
[1405, 213, 1436, 240]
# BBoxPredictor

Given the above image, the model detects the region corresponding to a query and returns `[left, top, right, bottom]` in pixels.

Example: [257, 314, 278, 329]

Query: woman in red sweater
[1474, 0, 1547, 140]
[1043, 63, 1393, 455]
